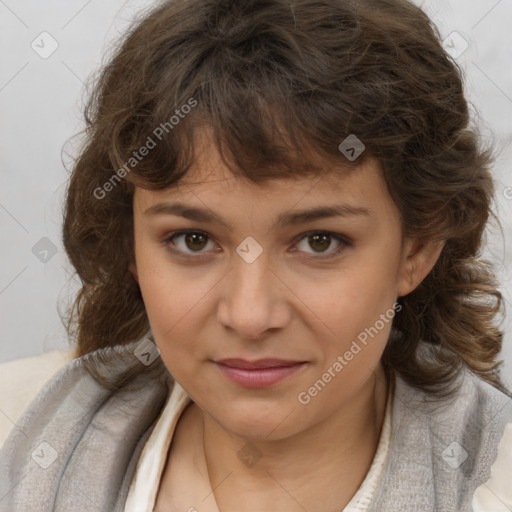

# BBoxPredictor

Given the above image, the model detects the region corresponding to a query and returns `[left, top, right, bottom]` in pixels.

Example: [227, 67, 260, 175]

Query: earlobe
[397, 238, 445, 297]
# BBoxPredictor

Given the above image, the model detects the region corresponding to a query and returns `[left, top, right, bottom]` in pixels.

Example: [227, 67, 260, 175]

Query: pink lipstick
[214, 358, 306, 388]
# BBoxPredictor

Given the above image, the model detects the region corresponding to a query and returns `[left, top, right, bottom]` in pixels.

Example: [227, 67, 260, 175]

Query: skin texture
[129, 130, 444, 511]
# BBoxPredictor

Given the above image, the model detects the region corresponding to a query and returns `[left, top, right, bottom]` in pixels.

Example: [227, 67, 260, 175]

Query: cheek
[298, 278, 397, 419]
[135, 236, 212, 326]
[134, 246, 212, 365]
[311, 250, 401, 368]
[321, 266, 398, 336]
[140, 279, 208, 359]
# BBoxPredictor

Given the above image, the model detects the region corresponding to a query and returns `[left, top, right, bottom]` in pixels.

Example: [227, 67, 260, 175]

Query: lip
[213, 358, 307, 388]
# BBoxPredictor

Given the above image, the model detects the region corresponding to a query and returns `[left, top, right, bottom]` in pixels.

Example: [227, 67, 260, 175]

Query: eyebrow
[143, 201, 371, 228]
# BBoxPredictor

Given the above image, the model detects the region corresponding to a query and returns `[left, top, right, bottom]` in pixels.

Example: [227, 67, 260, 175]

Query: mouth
[213, 358, 308, 388]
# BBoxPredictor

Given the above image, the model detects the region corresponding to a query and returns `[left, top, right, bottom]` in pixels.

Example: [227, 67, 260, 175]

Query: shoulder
[420, 370, 512, 470]
[394, 367, 512, 428]
[473, 422, 512, 511]
[0, 339, 171, 511]
[0, 349, 77, 448]
[368, 369, 512, 511]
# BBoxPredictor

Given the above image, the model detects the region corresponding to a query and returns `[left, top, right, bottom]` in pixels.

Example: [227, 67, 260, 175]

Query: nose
[216, 251, 291, 340]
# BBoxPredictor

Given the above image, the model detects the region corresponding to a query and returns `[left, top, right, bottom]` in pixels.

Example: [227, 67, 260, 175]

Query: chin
[210, 405, 303, 442]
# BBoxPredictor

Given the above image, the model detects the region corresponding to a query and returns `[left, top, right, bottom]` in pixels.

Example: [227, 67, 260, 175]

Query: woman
[1, 0, 511, 510]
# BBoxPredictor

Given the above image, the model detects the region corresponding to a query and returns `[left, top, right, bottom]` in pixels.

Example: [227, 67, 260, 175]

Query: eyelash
[161, 229, 352, 260]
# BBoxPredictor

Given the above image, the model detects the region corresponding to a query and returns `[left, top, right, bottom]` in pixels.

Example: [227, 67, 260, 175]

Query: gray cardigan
[1, 339, 511, 512]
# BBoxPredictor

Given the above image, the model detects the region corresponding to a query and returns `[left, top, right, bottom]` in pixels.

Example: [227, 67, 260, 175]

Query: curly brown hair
[61, 0, 509, 396]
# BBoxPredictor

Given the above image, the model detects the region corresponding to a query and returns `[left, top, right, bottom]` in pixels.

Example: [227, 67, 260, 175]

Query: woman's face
[130, 131, 439, 441]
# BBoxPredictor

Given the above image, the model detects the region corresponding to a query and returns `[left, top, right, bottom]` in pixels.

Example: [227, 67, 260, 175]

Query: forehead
[132, 165, 403, 240]
[135, 158, 385, 209]
[132, 127, 398, 226]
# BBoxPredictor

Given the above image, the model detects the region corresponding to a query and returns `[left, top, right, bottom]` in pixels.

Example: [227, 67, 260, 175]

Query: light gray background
[1, 0, 511, 387]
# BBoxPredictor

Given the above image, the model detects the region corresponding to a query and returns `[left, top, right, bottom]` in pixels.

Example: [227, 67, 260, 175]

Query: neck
[201, 365, 390, 512]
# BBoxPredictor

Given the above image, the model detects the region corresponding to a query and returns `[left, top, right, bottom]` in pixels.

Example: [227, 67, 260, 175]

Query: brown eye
[294, 231, 348, 256]
[308, 233, 331, 252]
[183, 232, 208, 251]
[164, 230, 215, 255]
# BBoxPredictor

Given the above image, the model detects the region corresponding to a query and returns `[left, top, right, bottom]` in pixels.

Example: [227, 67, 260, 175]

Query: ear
[397, 238, 445, 297]
[128, 261, 139, 284]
